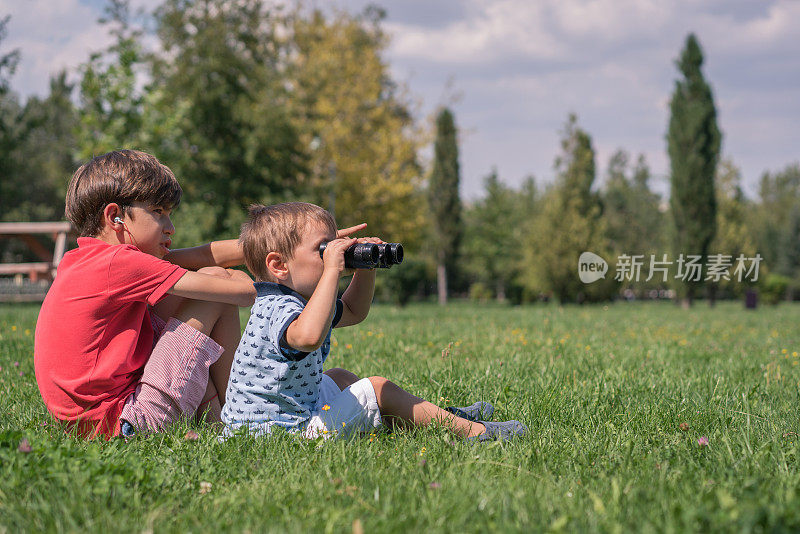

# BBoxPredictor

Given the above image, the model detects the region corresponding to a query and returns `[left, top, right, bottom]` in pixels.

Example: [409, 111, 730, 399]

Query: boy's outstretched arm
[164, 224, 368, 270]
[168, 270, 256, 307]
[165, 240, 243, 270]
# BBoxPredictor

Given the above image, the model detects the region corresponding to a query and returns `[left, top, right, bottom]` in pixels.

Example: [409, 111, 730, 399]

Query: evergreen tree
[667, 34, 721, 306]
[428, 107, 462, 304]
[522, 114, 611, 303]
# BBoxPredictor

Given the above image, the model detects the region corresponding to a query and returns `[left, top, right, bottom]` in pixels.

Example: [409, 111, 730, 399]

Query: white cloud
[0, 0, 114, 96]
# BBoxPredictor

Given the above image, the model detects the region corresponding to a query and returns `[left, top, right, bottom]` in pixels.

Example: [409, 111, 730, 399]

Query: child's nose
[164, 218, 175, 235]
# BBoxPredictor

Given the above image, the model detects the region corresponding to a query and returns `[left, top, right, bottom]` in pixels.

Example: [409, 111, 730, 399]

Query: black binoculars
[318, 242, 403, 269]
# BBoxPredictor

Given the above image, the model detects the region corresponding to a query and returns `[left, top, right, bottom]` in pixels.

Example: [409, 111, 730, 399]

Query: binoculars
[318, 242, 404, 269]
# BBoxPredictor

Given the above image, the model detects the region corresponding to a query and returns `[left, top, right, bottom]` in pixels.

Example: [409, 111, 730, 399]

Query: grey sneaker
[445, 401, 494, 422]
[468, 420, 527, 443]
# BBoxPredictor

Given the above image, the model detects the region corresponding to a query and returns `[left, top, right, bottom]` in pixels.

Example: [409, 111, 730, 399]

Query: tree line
[1, 3, 798, 305]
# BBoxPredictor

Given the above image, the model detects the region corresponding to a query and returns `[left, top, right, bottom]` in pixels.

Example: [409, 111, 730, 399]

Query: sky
[1, 0, 798, 199]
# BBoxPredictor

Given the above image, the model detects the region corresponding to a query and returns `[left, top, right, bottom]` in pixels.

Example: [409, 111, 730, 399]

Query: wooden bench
[0, 222, 74, 301]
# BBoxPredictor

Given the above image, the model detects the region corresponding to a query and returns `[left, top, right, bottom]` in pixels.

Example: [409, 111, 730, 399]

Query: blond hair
[66, 150, 182, 237]
[240, 202, 337, 281]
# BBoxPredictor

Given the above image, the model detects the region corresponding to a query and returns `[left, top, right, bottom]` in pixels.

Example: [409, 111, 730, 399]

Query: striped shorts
[119, 314, 223, 434]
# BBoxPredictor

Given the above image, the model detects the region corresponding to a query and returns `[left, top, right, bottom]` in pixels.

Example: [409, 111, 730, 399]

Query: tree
[0, 14, 21, 219]
[708, 159, 757, 298]
[428, 107, 462, 304]
[7, 72, 80, 222]
[754, 163, 800, 289]
[76, 0, 146, 158]
[149, 0, 305, 241]
[289, 6, 425, 248]
[463, 170, 536, 302]
[667, 34, 721, 307]
[601, 150, 664, 294]
[522, 114, 611, 303]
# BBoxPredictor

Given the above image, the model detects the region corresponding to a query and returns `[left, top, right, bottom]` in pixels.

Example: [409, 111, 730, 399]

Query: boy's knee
[367, 376, 389, 394]
[325, 367, 359, 389]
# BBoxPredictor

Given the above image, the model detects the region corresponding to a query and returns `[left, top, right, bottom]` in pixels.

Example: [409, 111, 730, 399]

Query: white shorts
[303, 374, 382, 439]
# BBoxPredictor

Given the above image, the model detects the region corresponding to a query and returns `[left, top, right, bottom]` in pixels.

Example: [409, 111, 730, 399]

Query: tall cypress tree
[667, 34, 721, 307]
[428, 107, 462, 305]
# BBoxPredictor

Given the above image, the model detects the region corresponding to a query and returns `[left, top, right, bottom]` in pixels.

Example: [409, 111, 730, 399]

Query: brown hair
[65, 150, 182, 237]
[240, 202, 337, 281]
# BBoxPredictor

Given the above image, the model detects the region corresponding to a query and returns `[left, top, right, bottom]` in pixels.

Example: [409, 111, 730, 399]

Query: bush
[376, 258, 430, 306]
[468, 282, 492, 302]
[761, 273, 791, 305]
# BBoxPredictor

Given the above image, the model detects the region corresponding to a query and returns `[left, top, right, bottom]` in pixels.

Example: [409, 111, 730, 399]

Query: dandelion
[697, 436, 709, 447]
[794, 352, 798, 358]
[322, 404, 330, 411]
[342, 422, 346, 427]
[11, 325, 16, 331]
[419, 447, 426, 456]
[783, 349, 788, 354]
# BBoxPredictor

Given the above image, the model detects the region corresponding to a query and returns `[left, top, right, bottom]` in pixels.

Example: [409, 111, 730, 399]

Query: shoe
[445, 401, 494, 422]
[467, 420, 527, 442]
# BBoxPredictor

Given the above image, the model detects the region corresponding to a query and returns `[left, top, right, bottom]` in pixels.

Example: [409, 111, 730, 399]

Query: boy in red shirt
[33, 150, 360, 439]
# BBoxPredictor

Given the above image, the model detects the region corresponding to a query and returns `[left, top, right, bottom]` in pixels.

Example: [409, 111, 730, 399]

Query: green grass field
[2, 301, 800, 532]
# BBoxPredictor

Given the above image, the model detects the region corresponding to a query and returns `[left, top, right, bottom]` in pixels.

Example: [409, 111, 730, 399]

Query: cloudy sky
[2, 0, 798, 199]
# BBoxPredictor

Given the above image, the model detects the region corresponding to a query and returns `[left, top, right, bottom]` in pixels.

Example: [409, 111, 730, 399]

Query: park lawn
[2, 300, 800, 532]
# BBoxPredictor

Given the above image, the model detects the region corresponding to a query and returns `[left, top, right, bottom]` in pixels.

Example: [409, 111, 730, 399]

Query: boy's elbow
[295, 333, 326, 352]
[289, 329, 326, 353]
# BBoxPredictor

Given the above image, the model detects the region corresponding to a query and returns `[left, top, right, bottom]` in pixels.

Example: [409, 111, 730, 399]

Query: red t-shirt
[34, 237, 187, 439]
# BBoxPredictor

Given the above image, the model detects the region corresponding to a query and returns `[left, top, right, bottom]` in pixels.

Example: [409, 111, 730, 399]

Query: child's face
[121, 201, 175, 259]
[285, 220, 335, 299]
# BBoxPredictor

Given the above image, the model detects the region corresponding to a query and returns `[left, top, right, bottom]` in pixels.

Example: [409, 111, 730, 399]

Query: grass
[2, 300, 800, 532]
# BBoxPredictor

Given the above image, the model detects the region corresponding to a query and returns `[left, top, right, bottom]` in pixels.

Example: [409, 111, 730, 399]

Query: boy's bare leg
[195, 380, 222, 423]
[324, 367, 360, 390]
[164, 267, 250, 422]
[368, 376, 486, 438]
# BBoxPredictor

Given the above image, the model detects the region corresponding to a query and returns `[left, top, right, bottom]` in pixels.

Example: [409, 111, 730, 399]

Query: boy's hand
[354, 236, 385, 246]
[322, 237, 356, 275]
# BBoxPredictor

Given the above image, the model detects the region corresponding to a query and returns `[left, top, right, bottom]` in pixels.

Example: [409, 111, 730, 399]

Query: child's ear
[266, 251, 288, 281]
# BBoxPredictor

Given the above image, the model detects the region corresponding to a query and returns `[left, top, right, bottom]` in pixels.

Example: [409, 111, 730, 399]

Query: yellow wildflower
[322, 404, 330, 411]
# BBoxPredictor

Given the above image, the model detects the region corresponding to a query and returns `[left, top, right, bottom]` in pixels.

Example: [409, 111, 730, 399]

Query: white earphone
[114, 217, 124, 224]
